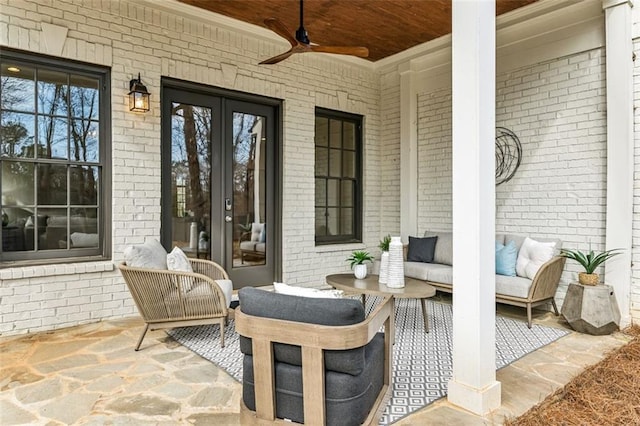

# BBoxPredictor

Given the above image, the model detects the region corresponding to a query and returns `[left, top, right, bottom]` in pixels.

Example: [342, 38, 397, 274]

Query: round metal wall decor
[495, 127, 522, 186]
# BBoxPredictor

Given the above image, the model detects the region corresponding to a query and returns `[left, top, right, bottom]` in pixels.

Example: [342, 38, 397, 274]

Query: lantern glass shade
[128, 75, 150, 112]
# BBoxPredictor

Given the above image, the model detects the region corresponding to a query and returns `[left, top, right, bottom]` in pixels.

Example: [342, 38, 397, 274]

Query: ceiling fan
[259, 0, 369, 65]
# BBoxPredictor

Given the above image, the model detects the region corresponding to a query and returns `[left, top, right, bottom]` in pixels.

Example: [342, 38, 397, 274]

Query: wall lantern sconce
[128, 73, 150, 112]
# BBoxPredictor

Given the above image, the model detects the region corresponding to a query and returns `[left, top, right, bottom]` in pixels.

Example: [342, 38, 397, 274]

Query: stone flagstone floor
[0, 304, 630, 425]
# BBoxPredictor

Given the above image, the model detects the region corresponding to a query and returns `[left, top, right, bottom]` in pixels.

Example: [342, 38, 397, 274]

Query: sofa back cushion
[238, 287, 367, 376]
[423, 231, 453, 265]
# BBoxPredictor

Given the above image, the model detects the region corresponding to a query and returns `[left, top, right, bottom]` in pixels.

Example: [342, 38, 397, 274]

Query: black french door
[161, 81, 279, 287]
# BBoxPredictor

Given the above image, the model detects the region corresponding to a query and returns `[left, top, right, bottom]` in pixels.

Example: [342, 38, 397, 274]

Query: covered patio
[1, 0, 639, 423]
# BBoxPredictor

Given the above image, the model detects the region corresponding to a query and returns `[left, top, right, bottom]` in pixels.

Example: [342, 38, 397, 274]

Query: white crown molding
[373, 0, 592, 74]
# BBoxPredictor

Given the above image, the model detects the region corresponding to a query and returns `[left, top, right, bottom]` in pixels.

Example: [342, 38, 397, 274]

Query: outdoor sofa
[374, 231, 565, 328]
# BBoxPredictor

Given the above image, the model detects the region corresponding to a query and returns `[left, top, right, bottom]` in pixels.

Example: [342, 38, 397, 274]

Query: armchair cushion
[238, 287, 367, 376]
[123, 239, 167, 270]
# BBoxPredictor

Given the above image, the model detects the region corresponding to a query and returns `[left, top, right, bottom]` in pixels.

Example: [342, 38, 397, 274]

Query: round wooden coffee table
[326, 273, 436, 332]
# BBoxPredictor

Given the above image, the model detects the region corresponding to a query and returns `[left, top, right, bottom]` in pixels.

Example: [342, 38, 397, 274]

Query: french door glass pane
[170, 102, 212, 258]
[233, 112, 266, 268]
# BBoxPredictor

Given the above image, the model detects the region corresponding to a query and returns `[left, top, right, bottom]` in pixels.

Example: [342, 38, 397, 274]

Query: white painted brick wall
[0, 0, 381, 335]
[414, 48, 613, 312]
[379, 71, 402, 239]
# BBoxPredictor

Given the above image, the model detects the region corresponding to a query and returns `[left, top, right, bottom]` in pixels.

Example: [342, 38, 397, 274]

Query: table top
[326, 273, 436, 299]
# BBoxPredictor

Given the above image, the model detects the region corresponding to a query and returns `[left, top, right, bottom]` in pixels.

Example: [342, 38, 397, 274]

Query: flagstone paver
[0, 308, 630, 425]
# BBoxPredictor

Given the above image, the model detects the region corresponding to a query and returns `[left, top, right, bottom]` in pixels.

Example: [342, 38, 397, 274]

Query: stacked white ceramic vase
[386, 236, 405, 288]
[378, 251, 390, 284]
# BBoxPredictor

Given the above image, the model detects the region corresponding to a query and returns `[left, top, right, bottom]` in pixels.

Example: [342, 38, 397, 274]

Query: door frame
[160, 77, 282, 286]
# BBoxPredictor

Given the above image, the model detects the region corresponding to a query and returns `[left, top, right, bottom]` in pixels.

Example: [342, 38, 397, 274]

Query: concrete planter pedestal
[561, 282, 620, 335]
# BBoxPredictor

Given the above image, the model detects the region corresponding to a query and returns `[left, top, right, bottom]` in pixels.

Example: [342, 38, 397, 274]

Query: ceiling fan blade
[259, 49, 296, 65]
[310, 45, 369, 58]
[264, 18, 297, 47]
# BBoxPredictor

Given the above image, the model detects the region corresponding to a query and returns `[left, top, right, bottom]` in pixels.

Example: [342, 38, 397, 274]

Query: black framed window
[314, 108, 362, 244]
[0, 49, 110, 264]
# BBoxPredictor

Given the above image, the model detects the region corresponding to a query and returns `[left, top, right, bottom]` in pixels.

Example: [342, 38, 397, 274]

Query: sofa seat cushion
[426, 265, 454, 285]
[495, 274, 533, 299]
[404, 261, 450, 281]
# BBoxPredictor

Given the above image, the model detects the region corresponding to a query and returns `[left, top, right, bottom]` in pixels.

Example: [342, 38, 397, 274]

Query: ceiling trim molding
[374, 0, 594, 74]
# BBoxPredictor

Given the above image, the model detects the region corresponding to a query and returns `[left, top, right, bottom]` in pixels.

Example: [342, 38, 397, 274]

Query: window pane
[2, 161, 34, 205]
[37, 69, 68, 117]
[2, 207, 32, 251]
[1, 64, 35, 112]
[315, 208, 327, 236]
[329, 148, 341, 177]
[170, 102, 212, 258]
[315, 178, 326, 206]
[315, 146, 328, 176]
[315, 117, 328, 147]
[22, 211, 48, 251]
[1, 112, 35, 158]
[69, 75, 99, 119]
[38, 164, 67, 205]
[327, 179, 339, 206]
[341, 180, 353, 207]
[340, 208, 353, 235]
[327, 207, 339, 235]
[70, 165, 98, 205]
[70, 118, 99, 162]
[39, 208, 66, 250]
[343, 121, 355, 150]
[37, 116, 68, 159]
[329, 119, 342, 148]
[343, 150, 355, 178]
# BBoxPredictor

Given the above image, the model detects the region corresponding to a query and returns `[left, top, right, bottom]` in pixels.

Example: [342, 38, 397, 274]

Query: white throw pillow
[516, 237, 556, 279]
[273, 282, 343, 299]
[167, 246, 193, 273]
[123, 239, 167, 270]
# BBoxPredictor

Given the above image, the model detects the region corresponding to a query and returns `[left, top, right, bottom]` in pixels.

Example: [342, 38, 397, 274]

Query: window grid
[315, 108, 362, 244]
[0, 49, 109, 263]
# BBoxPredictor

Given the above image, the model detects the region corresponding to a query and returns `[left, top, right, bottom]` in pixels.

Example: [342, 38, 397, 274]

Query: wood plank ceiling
[179, 0, 538, 61]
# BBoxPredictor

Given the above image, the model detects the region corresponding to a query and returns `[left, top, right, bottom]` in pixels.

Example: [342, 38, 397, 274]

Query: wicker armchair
[118, 258, 230, 350]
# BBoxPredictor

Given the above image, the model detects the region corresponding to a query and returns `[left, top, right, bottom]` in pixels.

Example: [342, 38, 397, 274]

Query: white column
[399, 63, 418, 241]
[603, 0, 634, 327]
[447, 0, 501, 415]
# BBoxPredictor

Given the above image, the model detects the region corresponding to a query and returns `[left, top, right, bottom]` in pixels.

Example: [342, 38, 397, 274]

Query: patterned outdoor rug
[168, 297, 569, 425]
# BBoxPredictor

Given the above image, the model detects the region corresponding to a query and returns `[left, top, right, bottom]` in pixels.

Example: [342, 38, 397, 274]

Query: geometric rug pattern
[168, 297, 569, 425]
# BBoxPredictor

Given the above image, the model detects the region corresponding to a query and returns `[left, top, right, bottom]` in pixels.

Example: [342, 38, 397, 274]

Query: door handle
[225, 215, 233, 223]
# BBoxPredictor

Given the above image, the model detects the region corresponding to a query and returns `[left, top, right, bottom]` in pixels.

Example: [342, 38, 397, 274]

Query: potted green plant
[346, 250, 374, 279]
[378, 235, 391, 283]
[560, 248, 623, 285]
